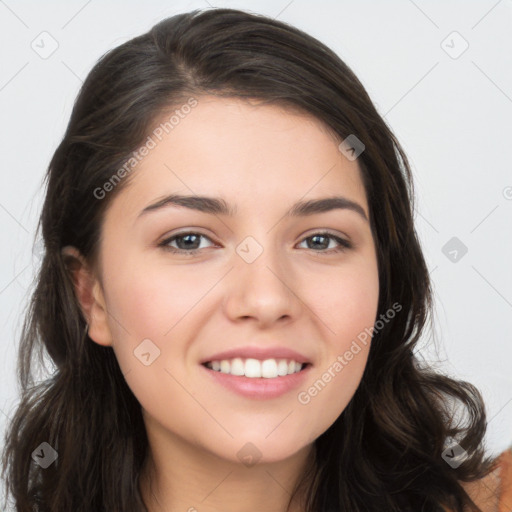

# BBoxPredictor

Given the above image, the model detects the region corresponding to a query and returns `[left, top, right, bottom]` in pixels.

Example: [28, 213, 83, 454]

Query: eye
[159, 230, 352, 256]
[159, 232, 216, 255]
[297, 232, 352, 254]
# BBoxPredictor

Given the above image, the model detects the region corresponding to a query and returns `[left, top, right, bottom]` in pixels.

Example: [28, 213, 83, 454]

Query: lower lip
[200, 363, 312, 400]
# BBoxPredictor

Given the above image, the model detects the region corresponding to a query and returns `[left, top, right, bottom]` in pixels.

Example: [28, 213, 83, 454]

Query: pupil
[180, 234, 199, 249]
[310, 235, 327, 250]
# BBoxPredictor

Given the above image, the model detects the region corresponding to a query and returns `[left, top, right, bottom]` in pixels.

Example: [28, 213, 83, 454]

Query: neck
[138, 421, 316, 512]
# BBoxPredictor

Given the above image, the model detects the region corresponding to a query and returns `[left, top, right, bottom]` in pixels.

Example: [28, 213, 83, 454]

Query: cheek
[102, 258, 226, 385]
[100, 262, 183, 375]
[102, 266, 200, 415]
[310, 260, 380, 344]
[298, 260, 378, 417]
[105, 259, 203, 341]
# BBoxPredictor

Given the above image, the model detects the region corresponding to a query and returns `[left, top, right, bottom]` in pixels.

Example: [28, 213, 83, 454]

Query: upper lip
[200, 346, 312, 365]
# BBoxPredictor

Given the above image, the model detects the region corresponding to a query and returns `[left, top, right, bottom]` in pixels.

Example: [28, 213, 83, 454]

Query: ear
[61, 246, 113, 347]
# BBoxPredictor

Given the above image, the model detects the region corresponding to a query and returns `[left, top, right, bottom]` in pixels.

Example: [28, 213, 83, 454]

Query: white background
[1, 0, 511, 488]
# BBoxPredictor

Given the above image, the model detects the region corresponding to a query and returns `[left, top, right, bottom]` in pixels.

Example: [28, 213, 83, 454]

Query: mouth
[200, 359, 313, 400]
[201, 358, 312, 379]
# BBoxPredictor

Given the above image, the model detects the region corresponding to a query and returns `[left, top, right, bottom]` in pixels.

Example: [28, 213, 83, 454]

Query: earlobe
[88, 280, 114, 347]
[61, 245, 113, 347]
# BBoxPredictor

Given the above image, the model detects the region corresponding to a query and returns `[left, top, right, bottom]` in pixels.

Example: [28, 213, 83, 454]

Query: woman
[1, 7, 510, 512]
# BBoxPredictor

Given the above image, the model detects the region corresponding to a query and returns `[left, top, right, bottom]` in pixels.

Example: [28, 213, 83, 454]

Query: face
[80, 95, 379, 465]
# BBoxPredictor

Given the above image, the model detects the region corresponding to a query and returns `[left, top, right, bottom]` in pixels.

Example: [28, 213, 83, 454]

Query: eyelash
[158, 231, 352, 256]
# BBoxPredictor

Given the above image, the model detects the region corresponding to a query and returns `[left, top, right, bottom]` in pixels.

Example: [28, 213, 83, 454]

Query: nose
[223, 243, 303, 327]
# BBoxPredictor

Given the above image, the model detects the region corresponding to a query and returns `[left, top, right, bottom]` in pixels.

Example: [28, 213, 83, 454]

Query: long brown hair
[1, 8, 499, 511]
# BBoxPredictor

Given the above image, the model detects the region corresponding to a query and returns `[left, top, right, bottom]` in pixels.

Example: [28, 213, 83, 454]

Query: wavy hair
[1, 7, 499, 511]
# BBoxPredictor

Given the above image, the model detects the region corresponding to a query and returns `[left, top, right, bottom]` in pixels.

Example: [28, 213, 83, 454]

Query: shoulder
[457, 446, 512, 512]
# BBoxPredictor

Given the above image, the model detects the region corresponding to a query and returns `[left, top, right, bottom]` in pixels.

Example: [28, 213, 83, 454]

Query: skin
[64, 96, 380, 512]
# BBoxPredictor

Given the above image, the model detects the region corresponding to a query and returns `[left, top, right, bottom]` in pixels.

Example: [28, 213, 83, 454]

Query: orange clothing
[496, 447, 512, 512]
[444, 447, 512, 512]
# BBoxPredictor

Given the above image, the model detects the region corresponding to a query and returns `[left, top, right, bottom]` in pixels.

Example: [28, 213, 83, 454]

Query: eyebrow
[138, 194, 368, 221]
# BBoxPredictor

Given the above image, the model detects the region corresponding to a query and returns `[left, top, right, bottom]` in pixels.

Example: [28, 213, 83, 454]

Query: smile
[203, 357, 307, 378]
[201, 359, 312, 400]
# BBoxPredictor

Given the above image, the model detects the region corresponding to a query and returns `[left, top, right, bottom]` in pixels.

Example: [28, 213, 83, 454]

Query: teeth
[277, 360, 289, 376]
[261, 359, 277, 378]
[231, 358, 245, 376]
[220, 360, 230, 374]
[246, 358, 262, 378]
[205, 358, 305, 378]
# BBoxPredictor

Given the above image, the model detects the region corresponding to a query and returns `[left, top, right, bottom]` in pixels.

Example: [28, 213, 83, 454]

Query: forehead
[107, 95, 368, 220]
